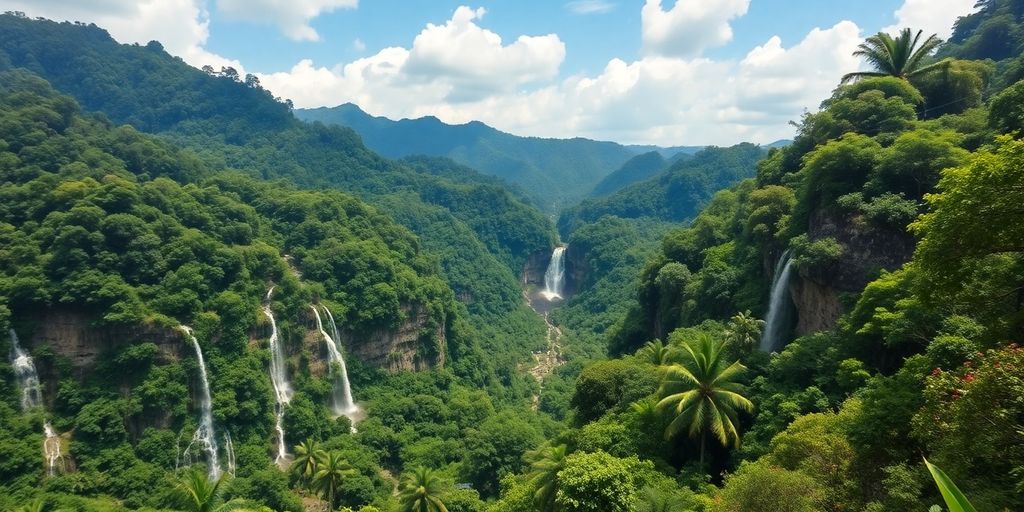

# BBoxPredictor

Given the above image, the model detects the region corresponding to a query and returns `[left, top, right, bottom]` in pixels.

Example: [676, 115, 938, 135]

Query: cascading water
[179, 326, 221, 480]
[541, 246, 567, 301]
[760, 250, 795, 353]
[43, 421, 63, 476]
[310, 305, 357, 418]
[223, 432, 236, 477]
[263, 288, 292, 465]
[9, 329, 42, 410]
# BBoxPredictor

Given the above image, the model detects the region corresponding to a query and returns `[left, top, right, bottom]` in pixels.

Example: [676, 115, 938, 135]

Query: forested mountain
[296, 103, 641, 212]
[588, 151, 672, 198]
[558, 143, 766, 235]
[4, 2, 1024, 512]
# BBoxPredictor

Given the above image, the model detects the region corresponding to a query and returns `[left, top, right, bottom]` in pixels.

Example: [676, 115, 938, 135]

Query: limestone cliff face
[790, 209, 916, 335]
[563, 244, 587, 297]
[522, 249, 550, 287]
[28, 308, 184, 379]
[303, 304, 446, 374]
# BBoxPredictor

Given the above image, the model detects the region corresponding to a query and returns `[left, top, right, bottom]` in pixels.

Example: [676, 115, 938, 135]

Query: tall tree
[172, 468, 228, 512]
[290, 438, 322, 486]
[635, 339, 675, 366]
[842, 28, 950, 83]
[524, 444, 568, 511]
[398, 467, 449, 512]
[657, 334, 753, 467]
[723, 311, 765, 356]
[311, 451, 355, 510]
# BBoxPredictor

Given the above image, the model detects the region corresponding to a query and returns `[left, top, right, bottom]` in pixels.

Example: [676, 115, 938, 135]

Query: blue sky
[204, 1, 905, 78]
[3, 0, 978, 145]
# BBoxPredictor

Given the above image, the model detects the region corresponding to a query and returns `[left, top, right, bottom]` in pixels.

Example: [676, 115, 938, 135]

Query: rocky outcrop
[304, 304, 446, 373]
[790, 277, 843, 336]
[790, 209, 916, 335]
[522, 249, 551, 287]
[563, 244, 588, 297]
[28, 308, 184, 379]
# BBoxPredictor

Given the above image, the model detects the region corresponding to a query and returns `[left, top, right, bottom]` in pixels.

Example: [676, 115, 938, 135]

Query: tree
[523, 444, 568, 511]
[172, 468, 228, 512]
[635, 339, 674, 366]
[657, 334, 753, 467]
[715, 459, 823, 512]
[312, 451, 356, 509]
[842, 28, 950, 83]
[290, 438, 321, 485]
[554, 451, 652, 512]
[723, 311, 764, 356]
[398, 467, 449, 512]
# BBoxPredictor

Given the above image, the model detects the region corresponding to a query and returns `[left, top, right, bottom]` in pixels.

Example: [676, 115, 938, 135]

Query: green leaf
[924, 458, 977, 512]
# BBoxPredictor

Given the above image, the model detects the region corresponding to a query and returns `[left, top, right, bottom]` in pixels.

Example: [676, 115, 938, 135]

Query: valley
[2, 2, 1024, 512]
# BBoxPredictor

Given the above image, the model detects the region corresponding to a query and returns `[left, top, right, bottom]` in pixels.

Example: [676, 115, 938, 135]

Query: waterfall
[43, 421, 63, 476]
[179, 326, 221, 480]
[541, 246, 567, 301]
[263, 287, 291, 464]
[310, 305, 357, 418]
[9, 329, 42, 410]
[760, 250, 795, 353]
[223, 432, 236, 477]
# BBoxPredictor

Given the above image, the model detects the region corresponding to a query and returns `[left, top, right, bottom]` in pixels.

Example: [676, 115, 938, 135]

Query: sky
[1, 0, 979, 146]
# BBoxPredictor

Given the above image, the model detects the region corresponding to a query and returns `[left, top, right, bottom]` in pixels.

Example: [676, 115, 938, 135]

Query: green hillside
[296, 103, 639, 212]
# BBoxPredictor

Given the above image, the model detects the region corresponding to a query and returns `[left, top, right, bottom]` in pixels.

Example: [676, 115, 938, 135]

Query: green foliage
[553, 451, 653, 512]
[714, 459, 822, 512]
[924, 459, 979, 512]
[570, 359, 659, 424]
[398, 466, 449, 512]
[989, 79, 1024, 133]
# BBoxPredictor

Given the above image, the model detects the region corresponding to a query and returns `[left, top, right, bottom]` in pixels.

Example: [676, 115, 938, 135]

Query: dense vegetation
[557, 143, 766, 235]
[588, 151, 673, 198]
[3, 2, 1024, 511]
[296, 104, 639, 212]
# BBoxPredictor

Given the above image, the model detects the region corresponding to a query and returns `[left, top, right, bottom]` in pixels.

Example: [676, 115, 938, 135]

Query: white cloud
[641, 0, 750, 57]
[566, 1, 616, 15]
[215, 0, 357, 42]
[259, 9, 863, 146]
[259, 5, 565, 105]
[3, 0, 243, 71]
[883, 0, 978, 39]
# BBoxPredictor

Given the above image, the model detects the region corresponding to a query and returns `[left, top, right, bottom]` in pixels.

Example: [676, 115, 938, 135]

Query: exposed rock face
[522, 249, 551, 287]
[790, 277, 843, 335]
[28, 308, 183, 379]
[790, 209, 916, 335]
[304, 304, 446, 373]
[563, 244, 588, 297]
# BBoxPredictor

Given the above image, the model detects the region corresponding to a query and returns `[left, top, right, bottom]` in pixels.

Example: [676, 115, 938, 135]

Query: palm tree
[524, 444, 568, 511]
[173, 467, 228, 512]
[635, 339, 675, 366]
[311, 451, 355, 509]
[842, 28, 950, 83]
[657, 334, 753, 468]
[290, 438, 322, 485]
[723, 310, 764, 356]
[398, 466, 449, 512]
[636, 486, 689, 512]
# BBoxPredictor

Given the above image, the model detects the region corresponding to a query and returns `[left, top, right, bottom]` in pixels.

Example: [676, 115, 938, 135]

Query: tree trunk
[700, 430, 706, 470]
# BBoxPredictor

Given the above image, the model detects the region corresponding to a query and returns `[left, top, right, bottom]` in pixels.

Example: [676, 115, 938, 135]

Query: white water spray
[179, 326, 221, 480]
[223, 432, 236, 477]
[10, 329, 42, 410]
[263, 288, 292, 465]
[760, 250, 795, 353]
[43, 421, 63, 476]
[310, 306, 357, 418]
[541, 246, 567, 301]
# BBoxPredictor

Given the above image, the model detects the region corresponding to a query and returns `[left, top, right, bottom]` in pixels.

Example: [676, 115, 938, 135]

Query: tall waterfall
[9, 329, 42, 410]
[263, 288, 291, 464]
[223, 432, 236, 477]
[310, 306, 357, 417]
[760, 250, 795, 353]
[43, 421, 63, 476]
[541, 246, 567, 301]
[179, 326, 221, 480]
